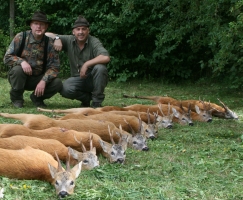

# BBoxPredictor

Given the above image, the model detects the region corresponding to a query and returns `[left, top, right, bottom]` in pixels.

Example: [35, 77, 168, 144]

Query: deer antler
[217, 98, 229, 111]
[147, 109, 151, 124]
[124, 118, 136, 136]
[158, 104, 165, 116]
[89, 133, 93, 151]
[72, 132, 87, 152]
[66, 152, 71, 172]
[108, 125, 115, 145]
[55, 151, 63, 172]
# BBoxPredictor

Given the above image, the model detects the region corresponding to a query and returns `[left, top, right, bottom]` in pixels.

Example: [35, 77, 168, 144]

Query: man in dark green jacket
[46, 15, 110, 108]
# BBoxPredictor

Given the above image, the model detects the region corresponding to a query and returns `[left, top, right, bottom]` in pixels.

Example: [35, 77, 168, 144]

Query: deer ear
[68, 147, 79, 160]
[172, 107, 179, 118]
[71, 161, 82, 178]
[195, 105, 200, 114]
[91, 147, 96, 154]
[48, 163, 58, 179]
[99, 140, 111, 153]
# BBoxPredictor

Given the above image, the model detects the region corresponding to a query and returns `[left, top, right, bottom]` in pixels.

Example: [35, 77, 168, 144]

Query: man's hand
[80, 64, 89, 78]
[54, 40, 62, 51]
[21, 61, 32, 75]
[35, 80, 46, 97]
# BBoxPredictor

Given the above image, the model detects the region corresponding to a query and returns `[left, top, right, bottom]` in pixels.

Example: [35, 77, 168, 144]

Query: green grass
[0, 77, 243, 199]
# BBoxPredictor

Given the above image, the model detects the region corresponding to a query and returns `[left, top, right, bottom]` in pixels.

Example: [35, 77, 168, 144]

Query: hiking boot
[12, 100, 24, 108]
[30, 93, 47, 108]
[80, 101, 90, 107]
[91, 102, 102, 108]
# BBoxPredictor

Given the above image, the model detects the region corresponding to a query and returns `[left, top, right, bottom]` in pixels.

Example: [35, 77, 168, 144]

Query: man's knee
[51, 78, 63, 92]
[60, 83, 76, 99]
[92, 64, 108, 75]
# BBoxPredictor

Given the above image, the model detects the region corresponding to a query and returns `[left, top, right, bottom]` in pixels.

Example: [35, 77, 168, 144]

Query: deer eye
[123, 152, 126, 155]
[111, 152, 115, 155]
[83, 159, 88, 164]
[70, 181, 74, 185]
[133, 141, 137, 144]
[145, 129, 149, 132]
[55, 181, 59, 186]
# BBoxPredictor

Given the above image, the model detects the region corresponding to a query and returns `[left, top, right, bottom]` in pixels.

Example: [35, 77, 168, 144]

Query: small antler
[158, 104, 165, 116]
[89, 132, 93, 150]
[72, 133, 87, 152]
[147, 109, 151, 124]
[124, 118, 136, 136]
[55, 151, 63, 172]
[66, 152, 71, 172]
[217, 98, 229, 111]
[108, 125, 115, 145]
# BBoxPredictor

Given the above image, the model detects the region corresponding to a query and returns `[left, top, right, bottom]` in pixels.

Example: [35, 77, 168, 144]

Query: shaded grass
[0, 77, 243, 199]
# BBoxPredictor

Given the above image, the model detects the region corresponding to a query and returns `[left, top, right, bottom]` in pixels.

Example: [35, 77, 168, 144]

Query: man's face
[72, 26, 89, 43]
[30, 20, 48, 39]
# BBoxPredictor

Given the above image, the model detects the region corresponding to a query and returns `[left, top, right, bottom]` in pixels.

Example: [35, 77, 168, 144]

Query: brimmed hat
[72, 15, 89, 29]
[26, 11, 51, 25]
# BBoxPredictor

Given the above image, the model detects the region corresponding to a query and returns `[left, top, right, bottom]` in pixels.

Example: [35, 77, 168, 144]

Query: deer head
[154, 103, 173, 129]
[137, 111, 157, 140]
[48, 152, 82, 198]
[172, 103, 194, 126]
[99, 125, 127, 164]
[68, 133, 99, 170]
[217, 98, 239, 120]
[123, 120, 149, 151]
[195, 100, 213, 122]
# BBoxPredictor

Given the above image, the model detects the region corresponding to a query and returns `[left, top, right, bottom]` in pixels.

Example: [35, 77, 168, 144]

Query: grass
[0, 77, 243, 199]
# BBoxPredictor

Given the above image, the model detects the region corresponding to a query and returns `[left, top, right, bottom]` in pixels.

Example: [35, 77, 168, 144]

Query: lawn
[0, 77, 242, 200]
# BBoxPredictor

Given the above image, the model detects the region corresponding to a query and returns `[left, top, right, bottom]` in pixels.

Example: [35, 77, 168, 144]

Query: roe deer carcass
[0, 146, 82, 198]
[123, 95, 238, 120]
[120, 101, 211, 123]
[57, 112, 157, 139]
[38, 107, 157, 124]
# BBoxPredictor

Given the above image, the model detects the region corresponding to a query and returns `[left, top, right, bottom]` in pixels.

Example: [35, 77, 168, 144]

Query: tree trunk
[9, 0, 15, 39]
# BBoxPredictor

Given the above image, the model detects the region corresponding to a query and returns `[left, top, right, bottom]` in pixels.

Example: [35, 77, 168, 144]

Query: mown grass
[0, 77, 243, 200]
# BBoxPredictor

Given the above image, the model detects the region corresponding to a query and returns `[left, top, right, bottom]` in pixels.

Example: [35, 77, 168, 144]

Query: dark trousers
[60, 64, 108, 103]
[8, 65, 62, 101]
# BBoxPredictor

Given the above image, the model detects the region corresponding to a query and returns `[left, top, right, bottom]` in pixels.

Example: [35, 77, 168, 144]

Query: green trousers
[60, 64, 108, 104]
[8, 65, 62, 102]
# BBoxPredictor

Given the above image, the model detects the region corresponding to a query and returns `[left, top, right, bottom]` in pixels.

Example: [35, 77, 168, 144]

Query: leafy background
[1, 0, 243, 87]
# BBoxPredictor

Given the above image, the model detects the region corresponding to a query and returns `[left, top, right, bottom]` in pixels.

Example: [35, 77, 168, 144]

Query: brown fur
[0, 113, 130, 144]
[0, 146, 58, 183]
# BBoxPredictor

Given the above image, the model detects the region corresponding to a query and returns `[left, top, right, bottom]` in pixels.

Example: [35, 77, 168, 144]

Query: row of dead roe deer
[122, 95, 213, 123]
[0, 112, 149, 151]
[50, 109, 157, 139]
[0, 123, 127, 164]
[0, 146, 82, 198]
[123, 95, 238, 120]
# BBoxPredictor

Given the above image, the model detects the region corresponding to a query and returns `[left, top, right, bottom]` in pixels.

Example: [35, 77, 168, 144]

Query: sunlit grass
[0, 77, 243, 199]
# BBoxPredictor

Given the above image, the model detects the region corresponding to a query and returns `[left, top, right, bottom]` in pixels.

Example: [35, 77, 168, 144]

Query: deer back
[0, 135, 71, 162]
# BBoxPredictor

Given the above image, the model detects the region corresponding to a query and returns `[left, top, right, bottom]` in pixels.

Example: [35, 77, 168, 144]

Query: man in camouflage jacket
[3, 11, 62, 108]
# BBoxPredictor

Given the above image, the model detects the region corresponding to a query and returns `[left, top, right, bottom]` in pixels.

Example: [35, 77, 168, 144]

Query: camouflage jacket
[3, 30, 60, 82]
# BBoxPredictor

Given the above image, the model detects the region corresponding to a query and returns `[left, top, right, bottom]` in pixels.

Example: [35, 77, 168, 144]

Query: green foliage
[1, 0, 243, 86]
[0, 30, 10, 77]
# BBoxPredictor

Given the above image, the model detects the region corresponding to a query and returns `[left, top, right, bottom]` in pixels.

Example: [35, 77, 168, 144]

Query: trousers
[8, 65, 62, 101]
[60, 64, 108, 103]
